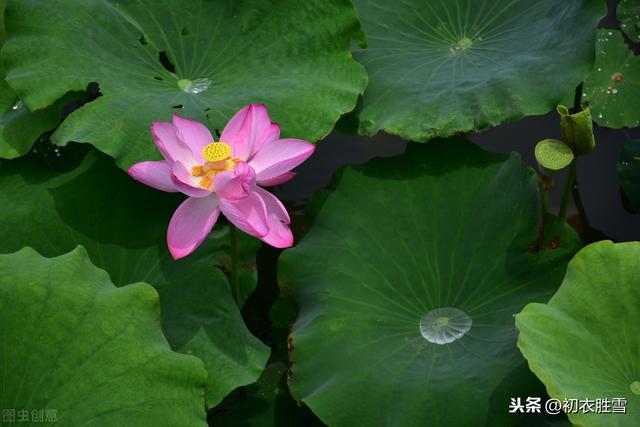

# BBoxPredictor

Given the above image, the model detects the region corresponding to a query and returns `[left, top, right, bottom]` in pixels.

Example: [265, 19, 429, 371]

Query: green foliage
[0, 152, 269, 408]
[0, 247, 208, 426]
[516, 241, 640, 427]
[0, 2, 639, 425]
[618, 0, 640, 43]
[1, 0, 367, 168]
[350, 0, 604, 140]
[279, 139, 581, 427]
[618, 139, 640, 214]
[583, 29, 640, 128]
[0, 0, 68, 159]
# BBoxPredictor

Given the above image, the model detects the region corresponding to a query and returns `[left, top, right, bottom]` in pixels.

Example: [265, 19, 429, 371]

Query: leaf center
[455, 37, 473, 51]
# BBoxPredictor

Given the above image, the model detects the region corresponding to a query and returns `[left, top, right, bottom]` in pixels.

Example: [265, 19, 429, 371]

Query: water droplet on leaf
[419, 307, 472, 345]
[178, 78, 212, 94]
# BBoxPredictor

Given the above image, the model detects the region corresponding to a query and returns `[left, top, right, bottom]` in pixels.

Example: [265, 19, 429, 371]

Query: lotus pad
[351, 0, 604, 140]
[1, 0, 367, 168]
[0, 247, 207, 426]
[517, 241, 640, 427]
[279, 138, 582, 427]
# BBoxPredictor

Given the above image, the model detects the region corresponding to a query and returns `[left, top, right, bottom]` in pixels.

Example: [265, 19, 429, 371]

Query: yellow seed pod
[202, 142, 232, 162]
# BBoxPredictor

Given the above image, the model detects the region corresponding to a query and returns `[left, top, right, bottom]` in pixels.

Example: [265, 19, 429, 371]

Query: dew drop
[631, 381, 640, 396]
[178, 77, 212, 94]
[598, 113, 603, 119]
[419, 307, 472, 345]
[11, 101, 23, 111]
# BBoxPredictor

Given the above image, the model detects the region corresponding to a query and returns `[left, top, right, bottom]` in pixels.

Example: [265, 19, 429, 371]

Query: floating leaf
[618, 139, 640, 213]
[516, 241, 640, 427]
[582, 29, 640, 128]
[618, 0, 640, 43]
[2, 0, 367, 168]
[0, 0, 67, 159]
[535, 139, 574, 174]
[350, 0, 604, 140]
[0, 152, 269, 407]
[557, 105, 596, 156]
[0, 247, 207, 426]
[0, 88, 70, 159]
[279, 139, 581, 426]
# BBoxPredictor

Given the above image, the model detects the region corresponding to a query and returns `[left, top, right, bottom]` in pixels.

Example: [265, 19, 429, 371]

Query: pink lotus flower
[128, 104, 315, 259]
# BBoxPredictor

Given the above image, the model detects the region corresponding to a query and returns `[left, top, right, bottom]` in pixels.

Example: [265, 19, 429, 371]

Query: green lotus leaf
[1, 0, 367, 168]
[516, 240, 640, 427]
[0, 247, 207, 426]
[618, 139, 640, 213]
[557, 105, 596, 156]
[0, 89, 69, 160]
[535, 138, 574, 174]
[350, 0, 604, 140]
[618, 0, 640, 43]
[0, 0, 67, 159]
[279, 139, 582, 427]
[582, 29, 640, 128]
[0, 152, 269, 407]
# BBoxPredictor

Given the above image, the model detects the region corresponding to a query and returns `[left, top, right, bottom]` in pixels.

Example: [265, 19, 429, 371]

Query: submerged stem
[229, 224, 240, 304]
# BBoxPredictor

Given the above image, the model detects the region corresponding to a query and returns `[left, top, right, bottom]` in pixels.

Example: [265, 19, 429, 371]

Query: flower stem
[532, 174, 551, 252]
[229, 224, 240, 304]
[571, 82, 583, 113]
[557, 159, 577, 238]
